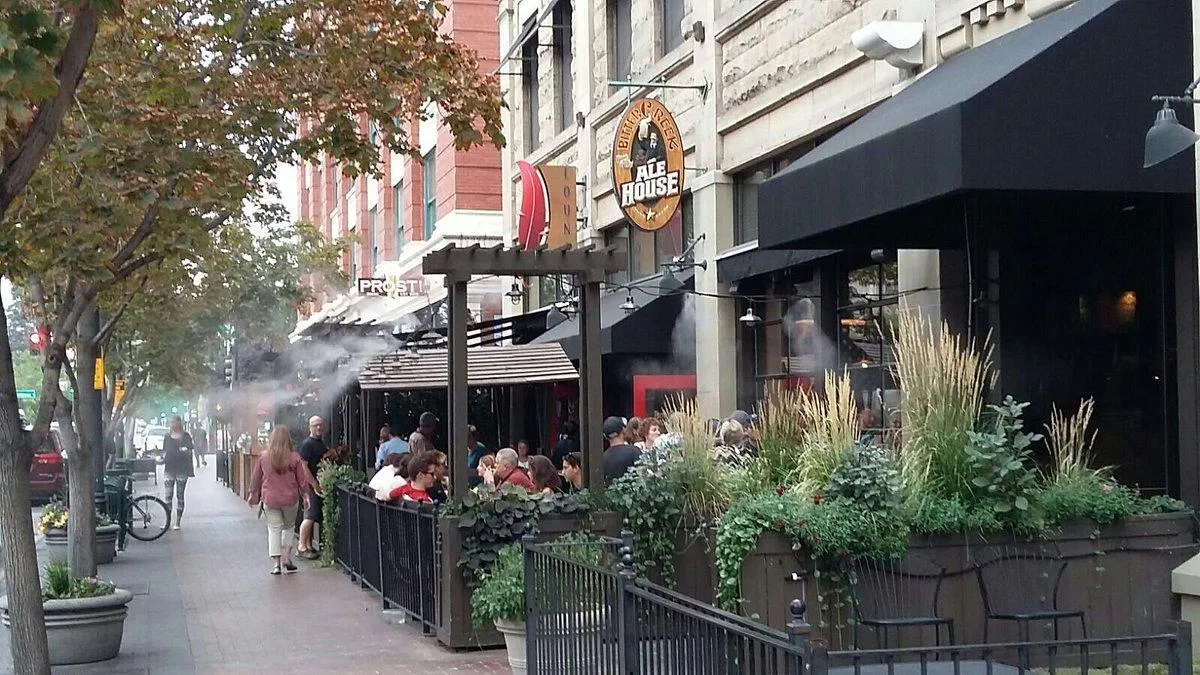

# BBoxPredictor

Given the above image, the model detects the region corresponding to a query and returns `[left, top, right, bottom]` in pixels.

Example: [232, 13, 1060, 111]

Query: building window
[608, 0, 632, 82]
[553, 0, 574, 132]
[521, 25, 540, 151]
[422, 150, 437, 238]
[369, 207, 379, 270]
[350, 238, 358, 283]
[333, 170, 342, 205]
[733, 135, 838, 245]
[368, 119, 379, 146]
[661, 0, 685, 54]
[604, 193, 693, 284]
[837, 255, 900, 439]
[393, 182, 404, 249]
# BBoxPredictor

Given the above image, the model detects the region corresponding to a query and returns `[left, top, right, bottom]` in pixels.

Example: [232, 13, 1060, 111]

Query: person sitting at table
[369, 452, 406, 499]
[529, 455, 561, 495]
[388, 452, 438, 503]
[493, 447, 535, 492]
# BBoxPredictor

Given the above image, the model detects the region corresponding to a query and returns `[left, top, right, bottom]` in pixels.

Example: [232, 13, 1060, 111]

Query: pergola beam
[423, 243, 626, 279]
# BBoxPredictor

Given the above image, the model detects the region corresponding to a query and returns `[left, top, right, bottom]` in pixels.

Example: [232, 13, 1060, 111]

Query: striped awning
[357, 343, 579, 391]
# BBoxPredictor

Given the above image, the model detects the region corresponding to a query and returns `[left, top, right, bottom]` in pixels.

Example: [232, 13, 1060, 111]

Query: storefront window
[839, 257, 900, 438]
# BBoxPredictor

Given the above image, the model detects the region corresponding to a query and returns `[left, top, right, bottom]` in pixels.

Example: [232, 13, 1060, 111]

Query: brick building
[294, 0, 507, 334]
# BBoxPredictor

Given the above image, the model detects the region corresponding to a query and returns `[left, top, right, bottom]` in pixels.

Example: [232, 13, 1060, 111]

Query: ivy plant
[608, 444, 684, 582]
[443, 485, 591, 581]
[825, 442, 902, 512]
[317, 462, 366, 567]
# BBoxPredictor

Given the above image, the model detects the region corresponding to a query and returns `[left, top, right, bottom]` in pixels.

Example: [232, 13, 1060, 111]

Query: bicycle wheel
[124, 495, 171, 542]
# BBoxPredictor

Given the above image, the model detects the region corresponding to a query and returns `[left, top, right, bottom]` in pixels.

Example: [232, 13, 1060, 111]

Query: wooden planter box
[736, 512, 1197, 649]
[436, 511, 622, 650]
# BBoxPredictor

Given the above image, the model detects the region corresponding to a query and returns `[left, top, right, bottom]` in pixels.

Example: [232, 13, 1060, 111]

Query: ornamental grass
[893, 311, 995, 499]
[1044, 397, 1108, 485]
[793, 372, 859, 495]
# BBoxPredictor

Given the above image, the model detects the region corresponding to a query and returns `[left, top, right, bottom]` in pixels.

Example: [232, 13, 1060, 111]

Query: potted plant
[472, 534, 612, 675]
[472, 544, 527, 675]
[38, 503, 121, 564]
[0, 562, 134, 665]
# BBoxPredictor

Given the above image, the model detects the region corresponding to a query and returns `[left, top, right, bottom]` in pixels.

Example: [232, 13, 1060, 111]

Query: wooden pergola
[423, 243, 626, 497]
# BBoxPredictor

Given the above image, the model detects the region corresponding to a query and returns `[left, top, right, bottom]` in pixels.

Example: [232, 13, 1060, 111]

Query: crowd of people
[362, 408, 764, 506]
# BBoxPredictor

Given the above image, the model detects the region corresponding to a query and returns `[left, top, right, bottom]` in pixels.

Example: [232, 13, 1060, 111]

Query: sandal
[283, 563, 298, 573]
[270, 564, 282, 575]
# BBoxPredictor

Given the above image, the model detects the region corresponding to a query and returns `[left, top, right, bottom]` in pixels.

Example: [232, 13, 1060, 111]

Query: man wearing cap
[409, 412, 438, 454]
[602, 416, 641, 486]
[728, 410, 760, 456]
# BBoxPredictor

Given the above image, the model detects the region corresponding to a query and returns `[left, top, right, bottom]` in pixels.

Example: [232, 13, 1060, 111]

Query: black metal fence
[333, 484, 441, 634]
[524, 533, 1195, 675]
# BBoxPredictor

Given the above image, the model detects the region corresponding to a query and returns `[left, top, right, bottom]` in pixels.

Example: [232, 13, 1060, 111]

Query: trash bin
[100, 470, 130, 522]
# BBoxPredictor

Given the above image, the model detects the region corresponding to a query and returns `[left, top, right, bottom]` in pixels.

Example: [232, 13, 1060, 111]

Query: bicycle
[116, 474, 171, 547]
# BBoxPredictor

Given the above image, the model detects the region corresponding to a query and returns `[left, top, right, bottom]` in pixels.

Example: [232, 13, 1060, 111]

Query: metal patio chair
[848, 552, 955, 650]
[973, 542, 1087, 643]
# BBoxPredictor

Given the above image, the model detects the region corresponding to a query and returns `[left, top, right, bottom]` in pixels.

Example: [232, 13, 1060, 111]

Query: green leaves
[962, 396, 1043, 531]
[445, 485, 592, 581]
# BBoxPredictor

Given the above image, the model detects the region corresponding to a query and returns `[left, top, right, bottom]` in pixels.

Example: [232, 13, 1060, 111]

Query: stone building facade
[500, 0, 1083, 415]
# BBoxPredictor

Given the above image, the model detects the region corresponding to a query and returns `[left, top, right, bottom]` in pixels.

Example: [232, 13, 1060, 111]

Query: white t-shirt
[368, 466, 397, 492]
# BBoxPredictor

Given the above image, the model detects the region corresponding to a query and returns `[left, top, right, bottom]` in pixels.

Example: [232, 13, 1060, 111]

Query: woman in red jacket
[249, 425, 318, 575]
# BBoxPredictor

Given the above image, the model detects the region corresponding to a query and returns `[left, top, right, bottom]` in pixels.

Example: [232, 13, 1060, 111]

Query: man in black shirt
[551, 420, 579, 470]
[297, 415, 327, 559]
[601, 416, 640, 486]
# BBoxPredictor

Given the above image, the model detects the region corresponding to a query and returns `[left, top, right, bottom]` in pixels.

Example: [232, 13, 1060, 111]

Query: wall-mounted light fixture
[659, 233, 708, 292]
[852, 21, 924, 69]
[1144, 74, 1200, 168]
[683, 20, 705, 44]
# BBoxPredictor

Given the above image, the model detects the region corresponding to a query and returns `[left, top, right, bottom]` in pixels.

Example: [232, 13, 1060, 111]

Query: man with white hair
[493, 447, 535, 492]
[297, 415, 326, 559]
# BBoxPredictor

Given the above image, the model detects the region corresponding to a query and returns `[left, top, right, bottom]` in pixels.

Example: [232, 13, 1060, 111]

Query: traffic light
[223, 358, 233, 385]
[28, 326, 49, 355]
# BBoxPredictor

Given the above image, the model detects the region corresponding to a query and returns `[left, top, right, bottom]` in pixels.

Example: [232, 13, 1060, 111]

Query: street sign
[16, 389, 36, 400]
[93, 356, 104, 391]
[114, 379, 126, 406]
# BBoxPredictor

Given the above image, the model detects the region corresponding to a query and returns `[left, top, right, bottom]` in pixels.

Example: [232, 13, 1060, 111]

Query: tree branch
[96, 276, 147, 346]
[0, 5, 102, 220]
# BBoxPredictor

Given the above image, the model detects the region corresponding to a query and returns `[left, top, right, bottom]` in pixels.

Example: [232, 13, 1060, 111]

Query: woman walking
[162, 416, 194, 531]
[248, 426, 317, 575]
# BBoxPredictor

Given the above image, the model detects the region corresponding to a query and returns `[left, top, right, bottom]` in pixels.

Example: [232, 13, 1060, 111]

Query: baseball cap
[728, 410, 753, 428]
[602, 416, 627, 438]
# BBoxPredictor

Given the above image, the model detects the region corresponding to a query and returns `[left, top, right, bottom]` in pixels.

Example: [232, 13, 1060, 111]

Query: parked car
[29, 430, 65, 501]
[140, 426, 169, 458]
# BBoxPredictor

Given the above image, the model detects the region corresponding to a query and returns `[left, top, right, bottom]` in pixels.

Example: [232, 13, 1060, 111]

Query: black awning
[717, 247, 837, 283]
[530, 273, 692, 359]
[495, 0, 560, 73]
[758, 0, 1193, 250]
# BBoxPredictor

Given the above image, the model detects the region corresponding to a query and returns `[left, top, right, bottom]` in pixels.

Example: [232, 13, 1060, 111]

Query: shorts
[303, 489, 323, 522]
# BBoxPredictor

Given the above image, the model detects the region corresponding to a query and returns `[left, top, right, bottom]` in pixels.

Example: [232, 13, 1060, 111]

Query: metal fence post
[376, 497, 386, 609]
[787, 599, 810, 675]
[617, 543, 639, 675]
[523, 533, 538, 675]
[1171, 620, 1193, 675]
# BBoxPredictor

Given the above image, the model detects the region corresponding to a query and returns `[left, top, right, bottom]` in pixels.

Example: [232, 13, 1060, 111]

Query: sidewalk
[0, 467, 509, 674]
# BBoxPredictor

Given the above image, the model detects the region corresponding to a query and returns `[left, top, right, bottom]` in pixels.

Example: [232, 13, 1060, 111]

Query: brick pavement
[0, 468, 510, 674]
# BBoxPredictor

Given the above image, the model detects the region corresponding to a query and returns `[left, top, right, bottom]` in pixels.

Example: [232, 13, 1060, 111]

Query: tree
[0, 2, 502, 670]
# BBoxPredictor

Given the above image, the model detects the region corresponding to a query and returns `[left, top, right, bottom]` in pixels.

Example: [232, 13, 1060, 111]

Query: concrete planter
[494, 619, 526, 675]
[44, 524, 121, 565]
[0, 589, 134, 665]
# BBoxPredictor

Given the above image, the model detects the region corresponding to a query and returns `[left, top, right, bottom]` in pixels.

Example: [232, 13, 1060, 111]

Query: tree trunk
[123, 414, 135, 459]
[69, 313, 100, 579]
[56, 389, 95, 577]
[0, 297, 52, 673]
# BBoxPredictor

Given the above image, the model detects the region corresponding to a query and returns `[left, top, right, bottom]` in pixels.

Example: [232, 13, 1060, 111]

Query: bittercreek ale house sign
[612, 98, 684, 232]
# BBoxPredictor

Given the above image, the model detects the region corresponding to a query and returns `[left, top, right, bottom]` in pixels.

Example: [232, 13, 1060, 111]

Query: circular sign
[611, 98, 685, 232]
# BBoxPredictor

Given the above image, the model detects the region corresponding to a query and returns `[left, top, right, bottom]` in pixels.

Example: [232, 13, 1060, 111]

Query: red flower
[775, 486, 785, 496]
[812, 493, 822, 505]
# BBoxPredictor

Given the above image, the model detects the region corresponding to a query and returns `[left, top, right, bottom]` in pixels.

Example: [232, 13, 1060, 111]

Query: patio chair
[973, 542, 1087, 643]
[848, 552, 955, 650]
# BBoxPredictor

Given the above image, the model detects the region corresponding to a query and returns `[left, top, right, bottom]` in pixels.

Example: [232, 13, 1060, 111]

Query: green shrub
[904, 494, 1002, 535]
[825, 442, 902, 513]
[963, 396, 1043, 531]
[470, 544, 524, 628]
[317, 463, 366, 567]
[42, 561, 115, 601]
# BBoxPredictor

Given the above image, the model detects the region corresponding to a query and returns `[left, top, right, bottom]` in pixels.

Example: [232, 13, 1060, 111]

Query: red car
[29, 430, 65, 501]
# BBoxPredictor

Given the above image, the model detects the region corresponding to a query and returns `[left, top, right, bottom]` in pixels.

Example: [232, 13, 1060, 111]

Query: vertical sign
[93, 357, 104, 391]
[540, 165, 578, 250]
[114, 379, 126, 406]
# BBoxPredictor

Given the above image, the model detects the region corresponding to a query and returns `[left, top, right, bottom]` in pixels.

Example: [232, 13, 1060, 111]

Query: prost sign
[357, 276, 427, 298]
[612, 98, 685, 232]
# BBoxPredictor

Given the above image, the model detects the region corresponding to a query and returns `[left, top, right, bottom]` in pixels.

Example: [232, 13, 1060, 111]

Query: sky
[276, 162, 299, 222]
